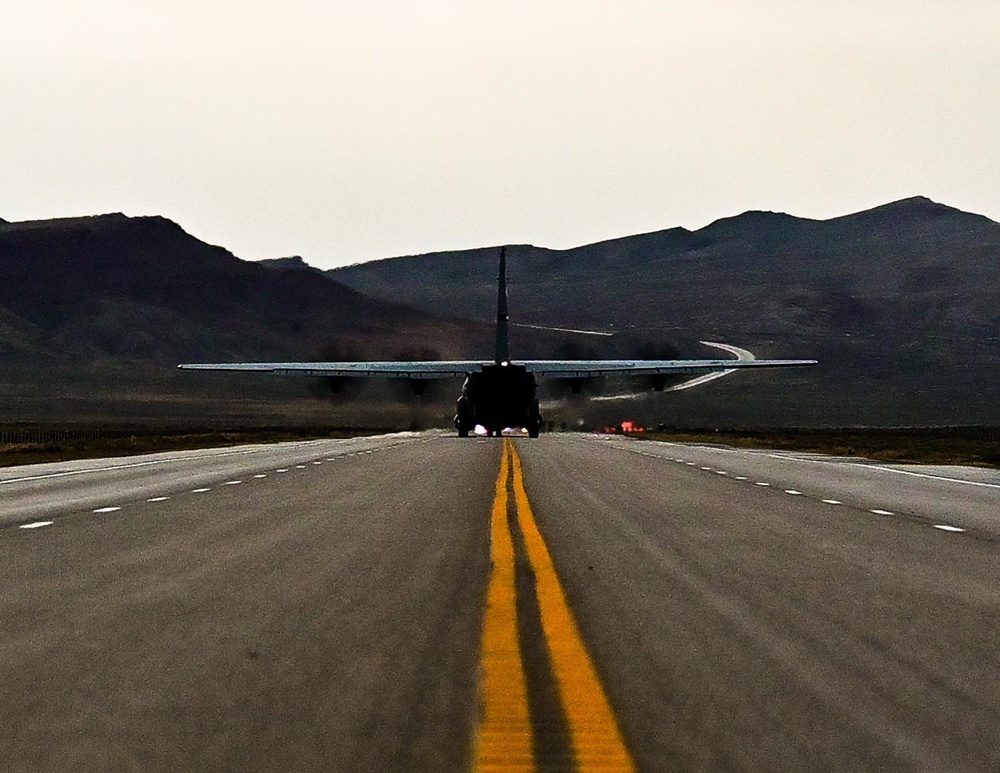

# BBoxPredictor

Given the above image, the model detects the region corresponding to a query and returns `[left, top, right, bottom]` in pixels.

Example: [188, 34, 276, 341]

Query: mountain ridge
[329, 196, 999, 270]
[325, 196, 1000, 425]
[4, 198, 998, 425]
[0, 212, 487, 363]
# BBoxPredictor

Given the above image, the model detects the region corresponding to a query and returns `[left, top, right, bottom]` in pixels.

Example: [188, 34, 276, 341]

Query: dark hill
[0, 213, 485, 363]
[257, 256, 325, 275]
[0, 214, 495, 425]
[328, 197, 1000, 425]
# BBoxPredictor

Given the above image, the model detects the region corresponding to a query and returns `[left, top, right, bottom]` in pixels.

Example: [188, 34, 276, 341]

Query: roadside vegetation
[0, 425, 394, 468]
[644, 426, 1000, 469]
[2, 423, 998, 469]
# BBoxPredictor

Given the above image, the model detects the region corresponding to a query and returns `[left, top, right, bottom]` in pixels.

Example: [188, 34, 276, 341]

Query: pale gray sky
[3, 1, 998, 267]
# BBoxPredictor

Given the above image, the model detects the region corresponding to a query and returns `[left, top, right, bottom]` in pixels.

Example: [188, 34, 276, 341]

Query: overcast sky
[3, 1, 998, 268]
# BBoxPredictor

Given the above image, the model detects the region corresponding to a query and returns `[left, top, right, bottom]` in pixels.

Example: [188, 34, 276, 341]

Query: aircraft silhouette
[179, 247, 816, 436]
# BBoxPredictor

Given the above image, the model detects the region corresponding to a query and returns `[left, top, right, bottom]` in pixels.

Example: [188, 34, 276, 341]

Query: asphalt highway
[2, 432, 998, 772]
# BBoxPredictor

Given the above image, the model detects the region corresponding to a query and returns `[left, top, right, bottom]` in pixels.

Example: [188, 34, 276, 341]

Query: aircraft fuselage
[455, 363, 542, 437]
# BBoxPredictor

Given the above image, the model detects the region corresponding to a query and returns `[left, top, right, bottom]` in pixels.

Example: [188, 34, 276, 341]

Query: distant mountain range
[2, 197, 998, 426]
[0, 213, 486, 363]
[327, 197, 1000, 425]
[328, 196, 1000, 346]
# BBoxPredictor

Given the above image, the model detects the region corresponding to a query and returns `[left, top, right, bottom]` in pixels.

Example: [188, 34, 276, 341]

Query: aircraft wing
[179, 358, 816, 380]
[520, 358, 817, 378]
[177, 361, 490, 379]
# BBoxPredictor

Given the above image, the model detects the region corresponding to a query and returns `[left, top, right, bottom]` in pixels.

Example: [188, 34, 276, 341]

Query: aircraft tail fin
[494, 247, 510, 363]
[494, 246, 510, 364]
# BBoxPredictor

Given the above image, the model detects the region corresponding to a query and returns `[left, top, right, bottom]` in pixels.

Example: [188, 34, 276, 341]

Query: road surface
[2, 432, 998, 772]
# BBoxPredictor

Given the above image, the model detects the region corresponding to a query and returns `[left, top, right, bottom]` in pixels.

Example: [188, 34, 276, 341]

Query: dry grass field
[645, 426, 1000, 469]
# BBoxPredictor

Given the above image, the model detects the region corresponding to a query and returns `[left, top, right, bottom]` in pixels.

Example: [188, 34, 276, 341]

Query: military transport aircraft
[179, 247, 816, 437]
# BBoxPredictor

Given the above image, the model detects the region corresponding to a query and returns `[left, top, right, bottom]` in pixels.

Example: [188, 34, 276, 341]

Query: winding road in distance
[2, 431, 998, 772]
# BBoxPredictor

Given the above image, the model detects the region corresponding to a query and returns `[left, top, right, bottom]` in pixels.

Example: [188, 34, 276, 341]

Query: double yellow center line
[474, 439, 636, 772]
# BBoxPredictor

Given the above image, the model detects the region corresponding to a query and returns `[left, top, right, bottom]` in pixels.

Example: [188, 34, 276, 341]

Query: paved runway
[2, 432, 998, 772]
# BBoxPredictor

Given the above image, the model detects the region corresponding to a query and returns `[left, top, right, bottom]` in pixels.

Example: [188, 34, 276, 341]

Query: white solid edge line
[0, 435, 399, 487]
[758, 453, 1000, 490]
[861, 464, 1000, 489]
[0, 445, 282, 486]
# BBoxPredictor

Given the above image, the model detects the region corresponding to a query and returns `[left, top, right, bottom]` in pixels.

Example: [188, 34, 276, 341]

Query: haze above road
[2, 433, 998, 771]
[7, 2, 1000, 265]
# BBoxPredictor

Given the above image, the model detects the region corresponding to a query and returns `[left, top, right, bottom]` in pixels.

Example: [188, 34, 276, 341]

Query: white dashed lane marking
[612, 445, 976, 540]
[4, 441, 420, 535]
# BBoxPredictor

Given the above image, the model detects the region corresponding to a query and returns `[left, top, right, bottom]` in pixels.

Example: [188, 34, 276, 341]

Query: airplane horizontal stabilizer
[178, 358, 816, 379]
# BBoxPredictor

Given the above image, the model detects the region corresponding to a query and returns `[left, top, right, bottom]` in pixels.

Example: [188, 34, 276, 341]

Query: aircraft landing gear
[455, 395, 474, 438]
[527, 399, 542, 438]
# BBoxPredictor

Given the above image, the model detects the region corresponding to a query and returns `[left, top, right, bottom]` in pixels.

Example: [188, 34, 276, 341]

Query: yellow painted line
[509, 439, 636, 772]
[474, 441, 534, 772]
